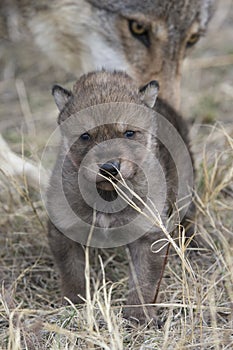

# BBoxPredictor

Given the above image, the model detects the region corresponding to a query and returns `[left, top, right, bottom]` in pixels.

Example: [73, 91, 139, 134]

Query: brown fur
[1, 0, 215, 109]
[47, 70, 194, 324]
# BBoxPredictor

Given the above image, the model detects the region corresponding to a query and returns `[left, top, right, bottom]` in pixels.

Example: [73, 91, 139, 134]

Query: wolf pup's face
[52, 72, 159, 196]
[66, 123, 152, 192]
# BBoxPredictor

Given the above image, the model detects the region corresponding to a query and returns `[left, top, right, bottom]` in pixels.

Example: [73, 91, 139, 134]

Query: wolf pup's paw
[123, 307, 163, 328]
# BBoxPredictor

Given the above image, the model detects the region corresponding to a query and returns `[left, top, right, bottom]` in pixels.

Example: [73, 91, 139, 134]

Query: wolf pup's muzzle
[99, 161, 120, 178]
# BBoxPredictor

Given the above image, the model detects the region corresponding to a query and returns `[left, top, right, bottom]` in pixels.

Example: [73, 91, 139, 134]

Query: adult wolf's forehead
[87, 0, 215, 30]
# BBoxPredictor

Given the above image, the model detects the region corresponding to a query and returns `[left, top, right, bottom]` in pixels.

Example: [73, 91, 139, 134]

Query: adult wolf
[0, 0, 215, 188]
[10, 0, 215, 108]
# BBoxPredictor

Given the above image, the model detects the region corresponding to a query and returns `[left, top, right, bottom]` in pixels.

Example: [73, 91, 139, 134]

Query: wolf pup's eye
[124, 130, 135, 138]
[186, 33, 200, 48]
[80, 132, 91, 141]
[128, 20, 150, 48]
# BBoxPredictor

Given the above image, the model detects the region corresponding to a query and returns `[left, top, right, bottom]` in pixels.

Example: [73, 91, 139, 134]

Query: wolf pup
[47, 70, 194, 324]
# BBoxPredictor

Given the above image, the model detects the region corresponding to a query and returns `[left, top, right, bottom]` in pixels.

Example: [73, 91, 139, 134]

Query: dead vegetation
[0, 1, 233, 349]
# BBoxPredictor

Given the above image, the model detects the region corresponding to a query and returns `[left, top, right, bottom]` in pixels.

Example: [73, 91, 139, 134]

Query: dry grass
[1, 122, 232, 349]
[0, 1, 233, 349]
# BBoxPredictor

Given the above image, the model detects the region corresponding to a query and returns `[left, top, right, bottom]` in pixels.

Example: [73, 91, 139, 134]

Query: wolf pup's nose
[99, 161, 120, 177]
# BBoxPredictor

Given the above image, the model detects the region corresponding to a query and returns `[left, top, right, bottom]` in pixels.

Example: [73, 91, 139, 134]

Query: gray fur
[48, 70, 194, 325]
[2, 0, 216, 109]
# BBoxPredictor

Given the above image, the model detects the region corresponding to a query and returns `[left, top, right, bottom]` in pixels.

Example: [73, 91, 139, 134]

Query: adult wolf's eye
[128, 20, 150, 48]
[124, 130, 135, 138]
[186, 33, 200, 48]
[80, 133, 91, 141]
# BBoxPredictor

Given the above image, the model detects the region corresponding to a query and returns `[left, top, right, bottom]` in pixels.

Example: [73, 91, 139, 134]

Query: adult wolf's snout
[99, 161, 120, 178]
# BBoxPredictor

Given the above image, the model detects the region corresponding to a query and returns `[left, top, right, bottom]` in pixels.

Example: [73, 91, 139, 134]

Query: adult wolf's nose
[99, 161, 120, 177]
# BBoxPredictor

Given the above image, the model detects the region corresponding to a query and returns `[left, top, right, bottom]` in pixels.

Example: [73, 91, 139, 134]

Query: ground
[0, 1, 232, 349]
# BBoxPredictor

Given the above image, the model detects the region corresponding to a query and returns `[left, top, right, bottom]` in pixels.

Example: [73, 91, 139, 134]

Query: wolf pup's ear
[139, 81, 159, 108]
[52, 85, 72, 111]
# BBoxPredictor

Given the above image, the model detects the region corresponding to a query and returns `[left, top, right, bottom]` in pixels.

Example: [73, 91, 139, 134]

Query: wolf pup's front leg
[48, 221, 86, 304]
[124, 234, 166, 325]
